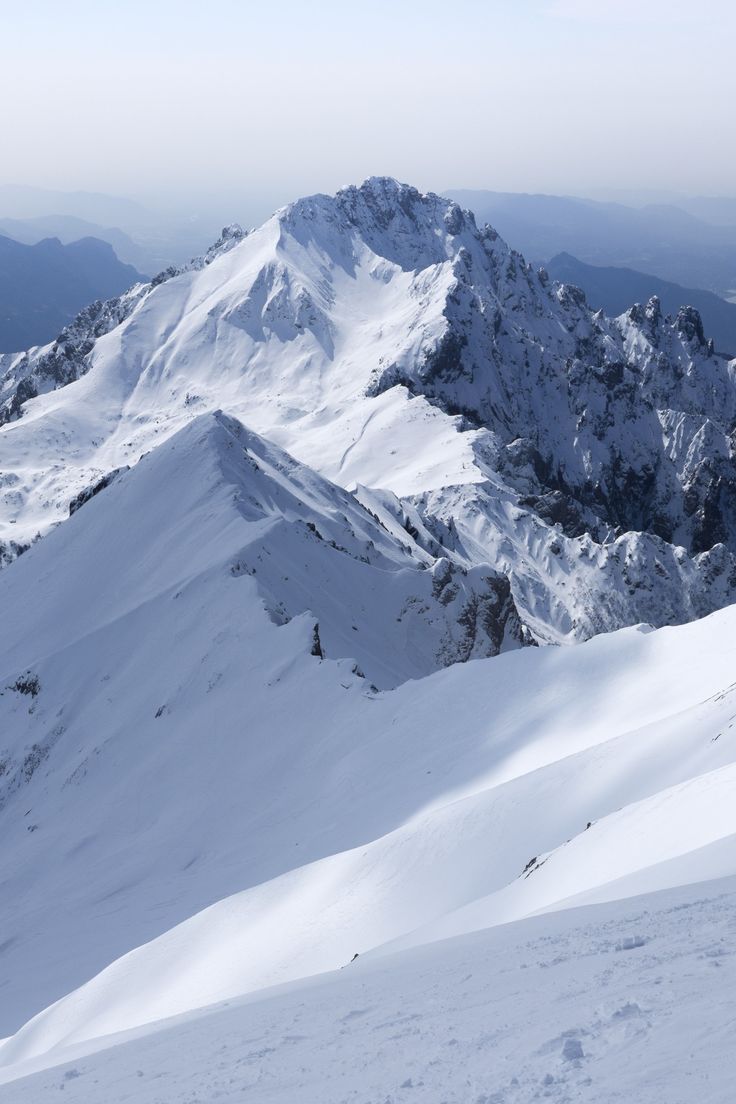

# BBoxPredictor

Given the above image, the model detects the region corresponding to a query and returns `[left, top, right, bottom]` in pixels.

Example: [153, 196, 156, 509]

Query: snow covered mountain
[1, 177, 734, 645]
[2, 179, 736, 1099]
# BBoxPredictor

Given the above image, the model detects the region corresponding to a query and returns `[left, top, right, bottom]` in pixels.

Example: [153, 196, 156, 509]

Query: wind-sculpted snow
[1, 177, 735, 645]
[2, 879, 735, 1103]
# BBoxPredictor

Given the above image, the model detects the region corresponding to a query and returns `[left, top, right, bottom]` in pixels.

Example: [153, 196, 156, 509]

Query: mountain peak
[337, 177, 476, 241]
[1, 178, 735, 654]
[276, 177, 479, 273]
[675, 304, 707, 346]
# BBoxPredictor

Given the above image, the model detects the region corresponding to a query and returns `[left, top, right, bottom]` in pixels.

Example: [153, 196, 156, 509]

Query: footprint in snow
[614, 934, 648, 952]
[562, 1037, 585, 1062]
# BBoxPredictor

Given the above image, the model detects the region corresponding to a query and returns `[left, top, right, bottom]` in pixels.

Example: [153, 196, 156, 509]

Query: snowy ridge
[0, 285, 147, 425]
[0, 222, 246, 427]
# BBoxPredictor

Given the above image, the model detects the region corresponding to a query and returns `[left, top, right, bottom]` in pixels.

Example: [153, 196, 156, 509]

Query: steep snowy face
[408, 479, 736, 644]
[1, 177, 736, 643]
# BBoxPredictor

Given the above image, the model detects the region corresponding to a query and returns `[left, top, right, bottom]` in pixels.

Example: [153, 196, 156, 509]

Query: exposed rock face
[356, 182, 736, 563]
[0, 290, 146, 426]
[69, 467, 129, 515]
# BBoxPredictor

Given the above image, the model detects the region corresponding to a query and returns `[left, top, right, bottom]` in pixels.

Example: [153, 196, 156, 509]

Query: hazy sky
[2, 0, 734, 211]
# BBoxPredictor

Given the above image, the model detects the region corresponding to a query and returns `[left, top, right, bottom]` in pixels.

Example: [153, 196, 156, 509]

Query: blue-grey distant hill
[0, 234, 144, 352]
[448, 189, 736, 300]
[0, 214, 151, 272]
[547, 253, 736, 357]
[0, 184, 226, 272]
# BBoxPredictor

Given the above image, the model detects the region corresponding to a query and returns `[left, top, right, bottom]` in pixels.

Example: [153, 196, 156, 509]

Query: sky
[1, 0, 734, 216]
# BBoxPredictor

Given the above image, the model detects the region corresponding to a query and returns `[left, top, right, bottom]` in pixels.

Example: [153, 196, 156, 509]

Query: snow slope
[1, 408, 736, 1064]
[0, 410, 527, 1034]
[1, 877, 735, 1103]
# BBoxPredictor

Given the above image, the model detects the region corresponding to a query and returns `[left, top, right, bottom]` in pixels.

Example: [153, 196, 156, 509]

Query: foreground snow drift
[1, 876, 734, 1103]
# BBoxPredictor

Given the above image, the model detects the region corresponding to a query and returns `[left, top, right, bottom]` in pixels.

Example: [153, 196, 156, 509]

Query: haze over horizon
[2, 0, 734, 220]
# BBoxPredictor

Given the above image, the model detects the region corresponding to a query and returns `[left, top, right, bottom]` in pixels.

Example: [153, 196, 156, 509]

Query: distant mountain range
[448, 189, 736, 299]
[547, 252, 736, 356]
[0, 233, 143, 351]
[0, 184, 230, 272]
[0, 215, 151, 272]
[6, 182, 736, 305]
[0, 183, 151, 228]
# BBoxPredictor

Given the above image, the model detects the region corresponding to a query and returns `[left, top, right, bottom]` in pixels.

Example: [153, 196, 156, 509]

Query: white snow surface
[1, 879, 735, 1103]
[0, 408, 735, 1077]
